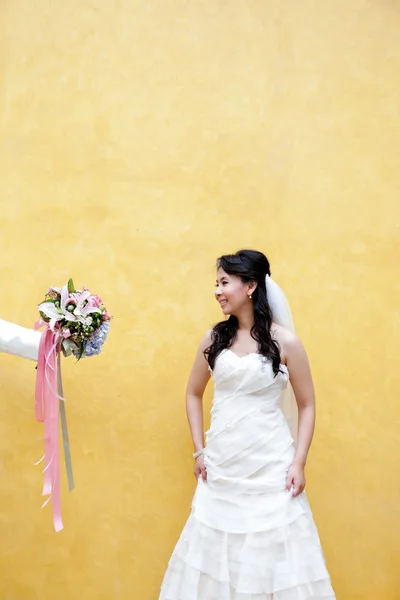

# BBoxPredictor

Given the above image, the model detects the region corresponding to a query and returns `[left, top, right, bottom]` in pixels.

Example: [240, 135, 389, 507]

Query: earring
[249, 295, 252, 299]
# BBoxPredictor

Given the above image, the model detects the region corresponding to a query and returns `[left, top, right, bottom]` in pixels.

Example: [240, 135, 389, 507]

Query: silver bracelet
[193, 448, 204, 459]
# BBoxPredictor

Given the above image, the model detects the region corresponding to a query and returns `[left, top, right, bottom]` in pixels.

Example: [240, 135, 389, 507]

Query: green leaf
[77, 343, 85, 361]
[67, 278, 75, 293]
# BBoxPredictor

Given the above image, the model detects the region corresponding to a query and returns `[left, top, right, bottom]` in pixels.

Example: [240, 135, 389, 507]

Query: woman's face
[214, 268, 252, 316]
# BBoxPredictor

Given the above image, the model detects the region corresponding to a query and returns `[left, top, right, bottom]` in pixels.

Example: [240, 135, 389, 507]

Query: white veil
[265, 275, 298, 443]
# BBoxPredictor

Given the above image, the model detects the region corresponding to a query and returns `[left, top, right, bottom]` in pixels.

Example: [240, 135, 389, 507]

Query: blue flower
[72, 322, 110, 358]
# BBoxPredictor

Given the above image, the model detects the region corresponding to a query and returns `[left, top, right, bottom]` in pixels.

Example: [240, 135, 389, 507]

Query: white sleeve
[0, 318, 42, 361]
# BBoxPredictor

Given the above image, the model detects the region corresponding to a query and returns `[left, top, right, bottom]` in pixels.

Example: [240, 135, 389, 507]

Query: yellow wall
[0, 1, 399, 598]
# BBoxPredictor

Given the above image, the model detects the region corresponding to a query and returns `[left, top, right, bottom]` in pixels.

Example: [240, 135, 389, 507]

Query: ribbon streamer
[57, 352, 74, 492]
[35, 324, 74, 531]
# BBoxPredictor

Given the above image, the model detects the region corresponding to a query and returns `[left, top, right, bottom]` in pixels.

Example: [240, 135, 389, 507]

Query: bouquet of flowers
[38, 279, 111, 359]
[35, 279, 111, 531]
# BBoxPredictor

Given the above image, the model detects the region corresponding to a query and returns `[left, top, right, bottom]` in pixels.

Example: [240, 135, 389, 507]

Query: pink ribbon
[35, 326, 64, 532]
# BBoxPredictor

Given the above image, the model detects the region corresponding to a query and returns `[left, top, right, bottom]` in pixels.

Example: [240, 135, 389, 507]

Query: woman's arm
[185, 330, 212, 481]
[0, 318, 42, 361]
[278, 327, 316, 496]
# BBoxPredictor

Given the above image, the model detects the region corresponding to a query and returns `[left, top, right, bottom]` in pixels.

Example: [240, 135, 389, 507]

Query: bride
[159, 249, 336, 599]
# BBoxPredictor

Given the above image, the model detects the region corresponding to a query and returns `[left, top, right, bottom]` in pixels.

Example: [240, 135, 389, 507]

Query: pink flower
[89, 294, 103, 308]
[68, 293, 81, 304]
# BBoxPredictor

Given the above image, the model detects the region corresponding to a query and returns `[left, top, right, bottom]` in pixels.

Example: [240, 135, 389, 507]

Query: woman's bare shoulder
[271, 322, 304, 362]
[198, 328, 213, 351]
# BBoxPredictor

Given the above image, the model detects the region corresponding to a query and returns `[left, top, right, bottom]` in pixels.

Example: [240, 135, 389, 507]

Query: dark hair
[204, 249, 283, 376]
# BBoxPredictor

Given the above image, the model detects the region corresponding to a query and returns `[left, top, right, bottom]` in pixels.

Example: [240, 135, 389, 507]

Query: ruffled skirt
[159, 487, 335, 600]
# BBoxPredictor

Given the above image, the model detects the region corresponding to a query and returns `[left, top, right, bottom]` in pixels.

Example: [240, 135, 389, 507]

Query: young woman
[160, 249, 335, 599]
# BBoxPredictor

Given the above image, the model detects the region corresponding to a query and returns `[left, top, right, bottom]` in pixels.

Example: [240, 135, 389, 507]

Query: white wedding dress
[159, 349, 336, 599]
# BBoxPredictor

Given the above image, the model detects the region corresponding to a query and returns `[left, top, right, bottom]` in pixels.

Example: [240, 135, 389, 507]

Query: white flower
[39, 286, 101, 331]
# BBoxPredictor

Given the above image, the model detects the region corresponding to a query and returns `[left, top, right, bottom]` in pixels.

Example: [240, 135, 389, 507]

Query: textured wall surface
[0, 1, 399, 598]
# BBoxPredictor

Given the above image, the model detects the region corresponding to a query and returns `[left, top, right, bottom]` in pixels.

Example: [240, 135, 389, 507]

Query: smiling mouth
[219, 300, 228, 307]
